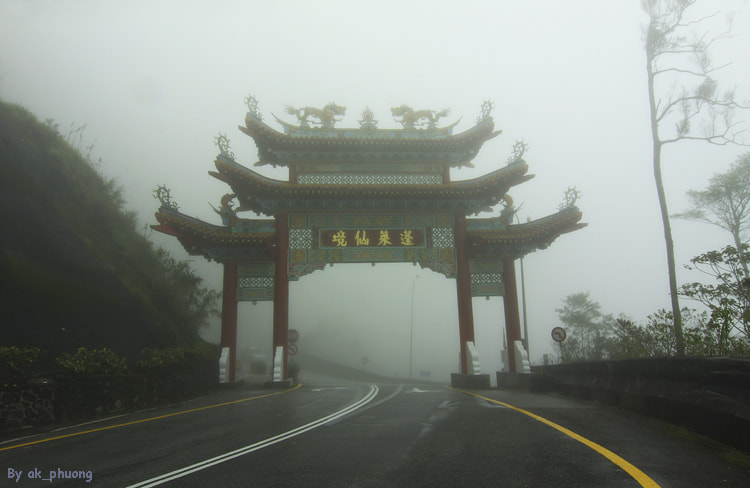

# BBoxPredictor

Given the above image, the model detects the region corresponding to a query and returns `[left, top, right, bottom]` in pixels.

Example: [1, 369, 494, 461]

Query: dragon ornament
[284, 103, 346, 128]
[391, 105, 450, 130]
[210, 193, 239, 226]
[499, 194, 516, 225]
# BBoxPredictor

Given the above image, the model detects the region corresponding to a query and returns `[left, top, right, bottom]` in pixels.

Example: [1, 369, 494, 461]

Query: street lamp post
[409, 274, 420, 379]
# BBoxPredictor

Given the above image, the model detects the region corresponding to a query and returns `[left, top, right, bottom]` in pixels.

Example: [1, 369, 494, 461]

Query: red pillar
[502, 257, 523, 373]
[454, 213, 475, 374]
[273, 213, 290, 380]
[220, 261, 238, 382]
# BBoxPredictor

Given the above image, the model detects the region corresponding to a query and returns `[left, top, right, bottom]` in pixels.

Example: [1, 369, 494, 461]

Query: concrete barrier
[534, 357, 750, 453]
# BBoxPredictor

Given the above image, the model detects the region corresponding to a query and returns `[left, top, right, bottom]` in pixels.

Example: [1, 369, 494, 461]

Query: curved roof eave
[467, 207, 587, 249]
[210, 155, 533, 214]
[152, 206, 275, 254]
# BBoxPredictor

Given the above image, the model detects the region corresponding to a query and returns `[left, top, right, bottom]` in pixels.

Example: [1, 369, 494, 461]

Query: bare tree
[642, 0, 748, 355]
[673, 153, 750, 275]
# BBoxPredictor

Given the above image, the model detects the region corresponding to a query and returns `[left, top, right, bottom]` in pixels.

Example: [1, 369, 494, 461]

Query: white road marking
[405, 387, 441, 394]
[126, 384, 380, 487]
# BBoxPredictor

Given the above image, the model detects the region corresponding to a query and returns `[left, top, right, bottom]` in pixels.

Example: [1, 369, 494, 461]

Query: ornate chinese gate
[153, 97, 585, 383]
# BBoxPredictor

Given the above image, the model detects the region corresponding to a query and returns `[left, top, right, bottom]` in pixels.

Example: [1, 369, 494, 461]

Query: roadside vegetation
[0, 99, 220, 379]
[555, 156, 750, 362]
[550, 0, 750, 363]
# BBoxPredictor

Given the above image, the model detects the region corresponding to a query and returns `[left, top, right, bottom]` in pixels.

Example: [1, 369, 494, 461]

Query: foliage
[0, 346, 40, 382]
[554, 288, 749, 361]
[57, 347, 128, 376]
[148, 248, 222, 338]
[186, 342, 221, 362]
[643, 0, 745, 145]
[137, 343, 220, 370]
[605, 317, 661, 359]
[680, 245, 750, 346]
[605, 308, 750, 358]
[137, 347, 186, 370]
[642, 0, 748, 356]
[1, 101, 221, 350]
[674, 153, 750, 274]
[555, 292, 612, 362]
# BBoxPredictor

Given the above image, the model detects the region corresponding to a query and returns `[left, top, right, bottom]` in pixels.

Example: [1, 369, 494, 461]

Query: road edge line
[0, 384, 302, 452]
[450, 387, 660, 488]
[126, 384, 380, 487]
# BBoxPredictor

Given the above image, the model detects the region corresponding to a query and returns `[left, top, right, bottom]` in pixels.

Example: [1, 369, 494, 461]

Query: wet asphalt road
[2, 375, 750, 487]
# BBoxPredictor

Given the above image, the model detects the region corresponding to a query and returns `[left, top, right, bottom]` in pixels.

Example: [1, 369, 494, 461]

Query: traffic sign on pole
[288, 329, 300, 344]
[551, 327, 567, 343]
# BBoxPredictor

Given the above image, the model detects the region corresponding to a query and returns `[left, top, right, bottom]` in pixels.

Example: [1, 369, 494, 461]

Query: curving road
[2, 374, 749, 487]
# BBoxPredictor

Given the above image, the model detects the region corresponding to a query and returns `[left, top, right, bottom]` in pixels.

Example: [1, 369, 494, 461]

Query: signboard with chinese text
[288, 214, 456, 279]
[319, 228, 426, 249]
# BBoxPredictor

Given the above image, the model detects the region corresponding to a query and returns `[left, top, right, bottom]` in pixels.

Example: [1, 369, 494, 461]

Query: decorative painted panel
[290, 228, 313, 249]
[431, 227, 454, 248]
[287, 214, 456, 279]
[237, 262, 274, 302]
[469, 259, 504, 297]
[298, 174, 442, 185]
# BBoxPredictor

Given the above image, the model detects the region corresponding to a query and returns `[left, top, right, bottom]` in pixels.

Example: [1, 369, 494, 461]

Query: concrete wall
[533, 357, 750, 453]
[0, 384, 55, 429]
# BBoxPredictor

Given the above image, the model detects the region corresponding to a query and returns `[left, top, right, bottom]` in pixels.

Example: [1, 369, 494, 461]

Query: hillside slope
[0, 101, 204, 362]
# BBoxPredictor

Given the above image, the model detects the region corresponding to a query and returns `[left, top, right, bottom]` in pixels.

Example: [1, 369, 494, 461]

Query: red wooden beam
[273, 213, 290, 380]
[454, 213, 475, 374]
[502, 257, 523, 372]
[220, 262, 238, 381]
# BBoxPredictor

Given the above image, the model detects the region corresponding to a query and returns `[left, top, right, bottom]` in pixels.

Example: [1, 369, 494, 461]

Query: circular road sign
[288, 343, 298, 356]
[551, 327, 567, 343]
[288, 329, 300, 344]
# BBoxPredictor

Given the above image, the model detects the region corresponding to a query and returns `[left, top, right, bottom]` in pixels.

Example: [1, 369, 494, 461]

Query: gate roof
[209, 154, 533, 216]
[240, 111, 500, 168]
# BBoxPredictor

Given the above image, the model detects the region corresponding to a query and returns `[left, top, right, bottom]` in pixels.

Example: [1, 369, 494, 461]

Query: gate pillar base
[450, 373, 490, 389]
[264, 379, 295, 389]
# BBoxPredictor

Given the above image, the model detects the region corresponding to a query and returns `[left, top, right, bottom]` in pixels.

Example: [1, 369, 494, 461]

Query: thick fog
[2, 1, 748, 381]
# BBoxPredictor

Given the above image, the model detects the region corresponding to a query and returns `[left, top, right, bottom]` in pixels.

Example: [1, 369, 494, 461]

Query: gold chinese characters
[322, 229, 423, 248]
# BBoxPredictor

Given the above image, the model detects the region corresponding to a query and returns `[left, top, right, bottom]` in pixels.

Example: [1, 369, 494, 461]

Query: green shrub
[137, 343, 220, 371]
[0, 346, 40, 382]
[187, 342, 220, 362]
[137, 347, 186, 370]
[57, 347, 128, 375]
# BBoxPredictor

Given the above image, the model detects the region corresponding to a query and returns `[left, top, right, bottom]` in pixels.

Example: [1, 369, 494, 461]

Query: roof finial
[214, 133, 235, 160]
[244, 94, 262, 121]
[359, 107, 378, 129]
[507, 140, 528, 163]
[559, 186, 582, 210]
[153, 184, 179, 210]
[477, 99, 494, 124]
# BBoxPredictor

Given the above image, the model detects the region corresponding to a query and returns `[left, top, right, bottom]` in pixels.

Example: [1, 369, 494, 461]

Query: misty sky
[2, 1, 749, 381]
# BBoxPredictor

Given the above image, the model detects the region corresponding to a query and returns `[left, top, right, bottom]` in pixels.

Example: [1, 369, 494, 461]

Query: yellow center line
[0, 383, 302, 452]
[450, 387, 660, 488]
